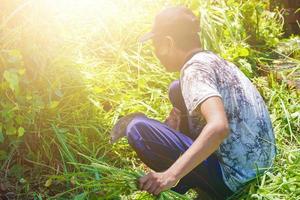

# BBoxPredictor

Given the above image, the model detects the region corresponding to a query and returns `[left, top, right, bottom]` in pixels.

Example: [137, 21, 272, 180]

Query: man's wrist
[165, 167, 181, 182]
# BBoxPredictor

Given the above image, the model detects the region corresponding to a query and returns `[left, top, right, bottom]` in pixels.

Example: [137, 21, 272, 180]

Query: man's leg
[126, 116, 233, 199]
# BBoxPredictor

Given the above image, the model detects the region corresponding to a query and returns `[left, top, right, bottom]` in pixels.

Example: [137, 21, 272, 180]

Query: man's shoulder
[181, 50, 221, 73]
[186, 50, 216, 63]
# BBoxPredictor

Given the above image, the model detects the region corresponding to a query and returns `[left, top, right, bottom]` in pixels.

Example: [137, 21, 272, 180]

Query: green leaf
[55, 89, 63, 97]
[74, 192, 87, 200]
[238, 48, 249, 57]
[18, 68, 26, 75]
[9, 164, 23, 178]
[49, 101, 59, 109]
[255, 5, 264, 15]
[0, 125, 4, 143]
[3, 70, 19, 93]
[6, 126, 17, 135]
[19, 178, 26, 184]
[18, 127, 25, 137]
[238, 59, 253, 78]
[26, 95, 32, 100]
[0, 133, 4, 143]
[7, 49, 23, 65]
[44, 178, 52, 187]
[15, 115, 24, 125]
[0, 150, 7, 160]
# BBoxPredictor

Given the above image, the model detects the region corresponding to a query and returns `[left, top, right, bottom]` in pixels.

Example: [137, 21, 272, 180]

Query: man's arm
[165, 96, 229, 180]
[139, 96, 229, 195]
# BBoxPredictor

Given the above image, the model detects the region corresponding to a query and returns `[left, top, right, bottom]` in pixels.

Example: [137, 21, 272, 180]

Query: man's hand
[139, 170, 179, 195]
[164, 107, 181, 131]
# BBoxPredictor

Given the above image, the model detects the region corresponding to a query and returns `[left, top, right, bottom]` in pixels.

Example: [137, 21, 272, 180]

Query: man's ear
[158, 36, 173, 56]
[165, 36, 175, 53]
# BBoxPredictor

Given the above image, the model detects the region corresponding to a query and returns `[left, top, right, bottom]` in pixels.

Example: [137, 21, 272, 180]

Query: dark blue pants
[126, 80, 233, 199]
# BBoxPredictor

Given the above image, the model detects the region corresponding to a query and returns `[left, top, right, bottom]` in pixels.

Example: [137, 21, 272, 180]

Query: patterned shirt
[180, 50, 276, 192]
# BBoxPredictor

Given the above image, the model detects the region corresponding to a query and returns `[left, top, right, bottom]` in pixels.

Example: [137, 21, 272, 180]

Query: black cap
[139, 6, 200, 43]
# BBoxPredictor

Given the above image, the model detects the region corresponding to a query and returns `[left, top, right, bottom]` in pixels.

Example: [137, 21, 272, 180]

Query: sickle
[110, 112, 146, 144]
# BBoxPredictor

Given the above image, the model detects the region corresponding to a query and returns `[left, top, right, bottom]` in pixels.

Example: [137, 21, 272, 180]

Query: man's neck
[179, 47, 203, 70]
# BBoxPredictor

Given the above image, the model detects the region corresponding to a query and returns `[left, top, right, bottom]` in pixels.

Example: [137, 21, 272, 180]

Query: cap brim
[138, 32, 155, 43]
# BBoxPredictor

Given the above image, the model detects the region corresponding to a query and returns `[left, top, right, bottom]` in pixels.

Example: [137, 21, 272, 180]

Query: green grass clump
[44, 154, 190, 199]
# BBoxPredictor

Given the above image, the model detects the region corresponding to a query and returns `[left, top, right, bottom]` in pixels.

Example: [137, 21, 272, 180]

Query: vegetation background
[0, 0, 299, 199]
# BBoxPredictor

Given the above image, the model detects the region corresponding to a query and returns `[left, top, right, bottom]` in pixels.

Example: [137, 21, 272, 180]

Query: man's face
[152, 36, 180, 72]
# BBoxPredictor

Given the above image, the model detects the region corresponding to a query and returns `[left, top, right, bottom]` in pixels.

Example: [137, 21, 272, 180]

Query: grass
[0, 0, 299, 199]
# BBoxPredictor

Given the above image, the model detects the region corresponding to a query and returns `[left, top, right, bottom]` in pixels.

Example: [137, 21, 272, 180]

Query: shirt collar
[180, 48, 203, 72]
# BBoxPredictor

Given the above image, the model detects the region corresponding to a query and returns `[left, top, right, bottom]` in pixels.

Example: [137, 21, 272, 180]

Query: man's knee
[126, 116, 150, 149]
[168, 80, 181, 103]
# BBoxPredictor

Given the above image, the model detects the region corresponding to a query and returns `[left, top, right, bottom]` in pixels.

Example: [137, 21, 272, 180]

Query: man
[125, 6, 276, 199]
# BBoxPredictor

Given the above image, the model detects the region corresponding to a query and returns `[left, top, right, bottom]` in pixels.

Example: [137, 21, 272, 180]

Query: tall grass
[0, 0, 299, 199]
